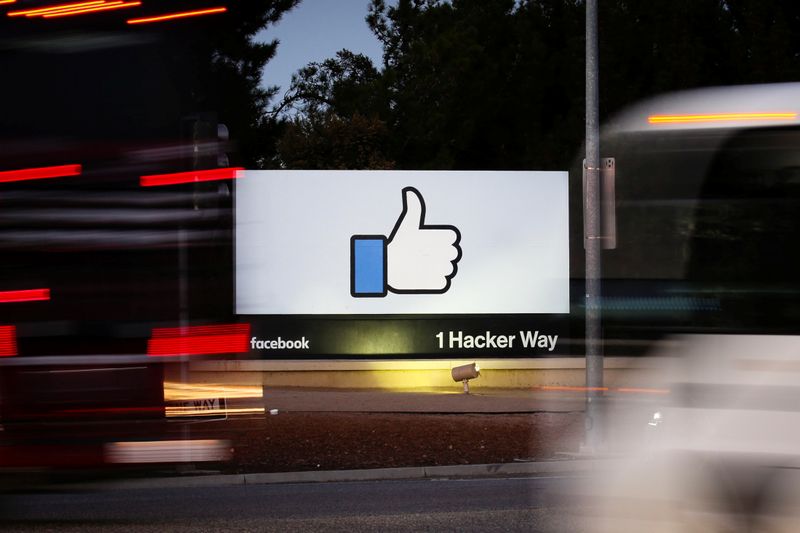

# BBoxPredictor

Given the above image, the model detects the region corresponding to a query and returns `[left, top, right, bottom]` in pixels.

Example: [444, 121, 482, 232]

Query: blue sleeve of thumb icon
[350, 236, 387, 297]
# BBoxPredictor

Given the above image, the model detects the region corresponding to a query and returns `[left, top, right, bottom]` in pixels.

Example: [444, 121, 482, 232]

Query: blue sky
[257, 0, 384, 101]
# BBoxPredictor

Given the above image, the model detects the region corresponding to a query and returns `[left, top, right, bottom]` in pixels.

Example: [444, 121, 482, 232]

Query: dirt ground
[224, 411, 584, 474]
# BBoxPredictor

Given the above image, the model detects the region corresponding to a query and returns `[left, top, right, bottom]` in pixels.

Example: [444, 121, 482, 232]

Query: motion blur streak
[0, 326, 17, 357]
[582, 336, 800, 532]
[616, 387, 670, 395]
[147, 323, 250, 356]
[648, 112, 797, 124]
[7, 1, 101, 16]
[43, 1, 140, 18]
[0, 0, 17, 5]
[539, 385, 670, 394]
[105, 439, 231, 463]
[166, 406, 264, 417]
[126, 6, 227, 25]
[140, 166, 243, 186]
[0, 288, 50, 303]
[540, 385, 609, 392]
[57, 406, 164, 415]
[163, 381, 264, 417]
[164, 381, 262, 400]
[0, 164, 80, 182]
[16, 1, 105, 16]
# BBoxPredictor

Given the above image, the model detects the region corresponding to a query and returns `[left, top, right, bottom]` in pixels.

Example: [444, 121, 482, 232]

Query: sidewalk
[261, 387, 586, 414]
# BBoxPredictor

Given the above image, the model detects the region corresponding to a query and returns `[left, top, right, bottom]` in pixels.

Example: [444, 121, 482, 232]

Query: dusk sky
[257, 0, 384, 102]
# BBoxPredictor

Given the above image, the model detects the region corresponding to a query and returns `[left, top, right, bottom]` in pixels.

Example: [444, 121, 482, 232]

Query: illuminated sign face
[236, 170, 568, 316]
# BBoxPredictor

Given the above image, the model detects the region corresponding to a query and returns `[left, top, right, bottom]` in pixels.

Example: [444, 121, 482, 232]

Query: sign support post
[584, 0, 603, 452]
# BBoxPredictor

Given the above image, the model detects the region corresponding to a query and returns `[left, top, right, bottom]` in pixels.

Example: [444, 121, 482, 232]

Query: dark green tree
[277, 0, 800, 171]
[279, 0, 586, 170]
[278, 112, 394, 169]
[723, 0, 800, 83]
[276, 49, 385, 119]
[275, 49, 394, 168]
[160, 0, 301, 168]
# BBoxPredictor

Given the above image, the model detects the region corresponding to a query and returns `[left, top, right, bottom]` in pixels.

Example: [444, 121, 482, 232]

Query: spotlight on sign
[451, 363, 480, 394]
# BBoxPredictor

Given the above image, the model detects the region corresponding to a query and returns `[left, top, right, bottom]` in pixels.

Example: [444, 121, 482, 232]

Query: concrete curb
[74, 459, 609, 491]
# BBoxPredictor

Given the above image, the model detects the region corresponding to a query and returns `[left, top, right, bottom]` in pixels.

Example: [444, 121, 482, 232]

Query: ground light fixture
[451, 363, 480, 394]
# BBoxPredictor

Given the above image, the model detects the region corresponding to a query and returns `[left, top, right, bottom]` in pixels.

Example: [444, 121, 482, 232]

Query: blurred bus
[0, 4, 248, 479]
[570, 82, 800, 354]
[577, 83, 800, 532]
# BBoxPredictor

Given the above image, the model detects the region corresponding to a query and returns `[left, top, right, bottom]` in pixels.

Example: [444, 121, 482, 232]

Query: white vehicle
[572, 82, 800, 355]
[580, 83, 800, 532]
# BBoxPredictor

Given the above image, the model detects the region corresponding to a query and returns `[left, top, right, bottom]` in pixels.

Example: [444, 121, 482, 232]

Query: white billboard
[236, 170, 569, 315]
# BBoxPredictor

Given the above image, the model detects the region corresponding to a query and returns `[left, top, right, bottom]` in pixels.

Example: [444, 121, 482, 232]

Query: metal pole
[584, 0, 603, 452]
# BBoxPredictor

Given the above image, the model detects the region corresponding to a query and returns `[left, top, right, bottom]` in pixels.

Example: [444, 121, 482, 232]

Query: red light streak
[541, 385, 609, 392]
[32, 0, 107, 15]
[0, 164, 81, 183]
[538, 385, 671, 395]
[0, 289, 50, 303]
[0, 0, 17, 5]
[140, 167, 243, 187]
[42, 0, 139, 18]
[0, 326, 16, 357]
[60, 406, 164, 414]
[37, 0, 115, 16]
[616, 387, 671, 395]
[148, 323, 250, 356]
[8, 0, 102, 16]
[127, 6, 226, 25]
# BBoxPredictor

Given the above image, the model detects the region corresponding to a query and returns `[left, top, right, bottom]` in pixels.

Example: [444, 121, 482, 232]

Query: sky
[256, 0, 384, 102]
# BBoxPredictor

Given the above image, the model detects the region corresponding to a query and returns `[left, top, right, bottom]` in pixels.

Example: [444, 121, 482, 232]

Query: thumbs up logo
[351, 187, 462, 297]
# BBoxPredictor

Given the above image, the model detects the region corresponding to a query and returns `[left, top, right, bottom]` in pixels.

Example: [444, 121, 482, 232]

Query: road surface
[0, 475, 587, 532]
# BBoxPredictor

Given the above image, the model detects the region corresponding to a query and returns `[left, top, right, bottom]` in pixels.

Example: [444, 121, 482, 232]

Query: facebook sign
[236, 170, 569, 357]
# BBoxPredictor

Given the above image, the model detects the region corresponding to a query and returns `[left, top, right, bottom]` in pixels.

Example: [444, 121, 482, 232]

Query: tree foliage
[277, 50, 384, 119]
[277, 0, 800, 171]
[278, 113, 394, 170]
[274, 49, 390, 169]
[161, 0, 302, 168]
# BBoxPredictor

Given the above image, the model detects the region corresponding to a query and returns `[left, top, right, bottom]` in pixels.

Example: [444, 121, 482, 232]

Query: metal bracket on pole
[583, 157, 616, 250]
